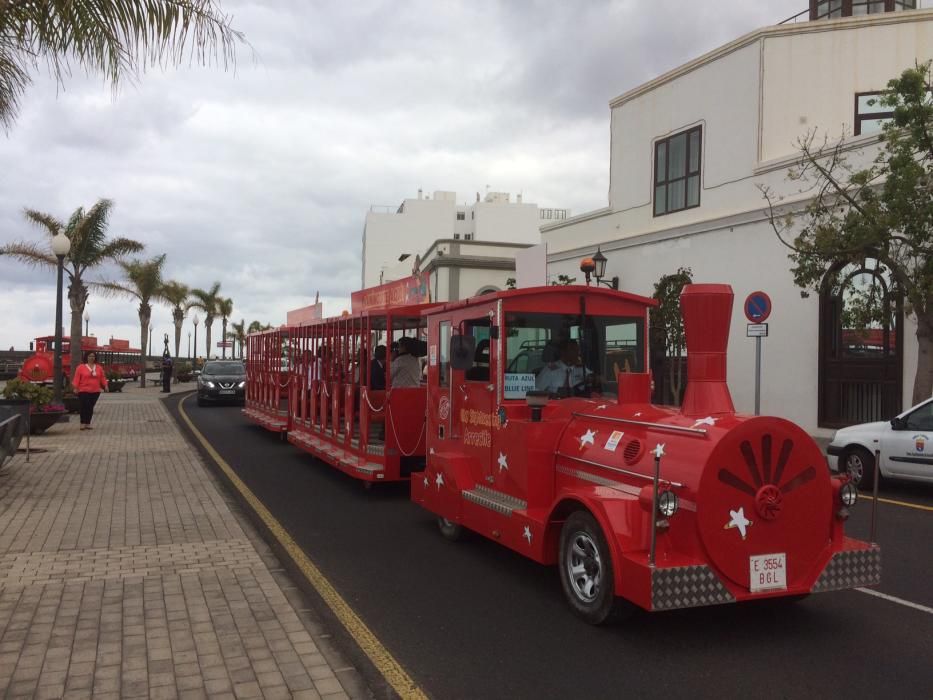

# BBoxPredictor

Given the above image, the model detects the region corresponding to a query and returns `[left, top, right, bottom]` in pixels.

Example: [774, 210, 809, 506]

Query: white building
[362, 189, 568, 289]
[542, 2, 928, 434]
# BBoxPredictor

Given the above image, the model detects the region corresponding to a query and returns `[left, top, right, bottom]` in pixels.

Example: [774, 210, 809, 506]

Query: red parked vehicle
[19, 336, 140, 384]
[243, 278, 880, 623]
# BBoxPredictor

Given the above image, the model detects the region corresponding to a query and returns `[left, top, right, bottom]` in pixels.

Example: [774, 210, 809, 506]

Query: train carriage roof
[421, 285, 658, 316]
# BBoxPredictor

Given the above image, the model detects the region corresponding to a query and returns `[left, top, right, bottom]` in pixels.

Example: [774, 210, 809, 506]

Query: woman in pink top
[72, 351, 109, 430]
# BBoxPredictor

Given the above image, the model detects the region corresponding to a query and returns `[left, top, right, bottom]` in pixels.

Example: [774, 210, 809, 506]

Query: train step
[462, 485, 527, 516]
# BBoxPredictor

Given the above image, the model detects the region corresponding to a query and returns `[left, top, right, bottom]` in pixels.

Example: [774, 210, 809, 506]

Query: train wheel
[842, 446, 876, 490]
[437, 517, 465, 542]
[559, 511, 621, 625]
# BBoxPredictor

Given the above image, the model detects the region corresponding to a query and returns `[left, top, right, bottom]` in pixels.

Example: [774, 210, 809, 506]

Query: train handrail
[572, 412, 709, 437]
[556, 451, 684, 488]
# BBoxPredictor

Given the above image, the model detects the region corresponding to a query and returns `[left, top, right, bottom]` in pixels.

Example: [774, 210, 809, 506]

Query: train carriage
[243, 326, 292, 434]
[285, 299, 440, 483]
[410, 283, 880, 623]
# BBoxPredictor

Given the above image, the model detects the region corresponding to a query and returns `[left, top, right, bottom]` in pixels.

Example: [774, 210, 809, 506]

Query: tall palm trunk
[67, 280, 89, 376]
[173, 309, 184, 359]
[204, 318, 214, 359]
[138, 303, 151, 388]
[222, 318, 228, 359]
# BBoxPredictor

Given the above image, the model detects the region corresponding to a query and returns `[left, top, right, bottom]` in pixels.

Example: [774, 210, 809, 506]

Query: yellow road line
[861, 495, 933, 512]
[178, 396, 427, 700]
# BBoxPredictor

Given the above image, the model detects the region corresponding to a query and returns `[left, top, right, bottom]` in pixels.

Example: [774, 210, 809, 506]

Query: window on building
[454, 234, 461, 240]
[465, 234, 473, 240]
[855, 92, 894, 136]
[653, 126, 702, 217]
[811, 0, 915, 18]
[456, 211, 465, 220]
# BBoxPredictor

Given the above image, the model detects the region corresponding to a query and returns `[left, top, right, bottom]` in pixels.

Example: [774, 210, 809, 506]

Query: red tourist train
[243, 278, 880, 623]
[19, 336, 140, 383]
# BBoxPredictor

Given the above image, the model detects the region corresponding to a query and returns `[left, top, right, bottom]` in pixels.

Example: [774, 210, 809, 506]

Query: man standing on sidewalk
[161, 352, 173, 393]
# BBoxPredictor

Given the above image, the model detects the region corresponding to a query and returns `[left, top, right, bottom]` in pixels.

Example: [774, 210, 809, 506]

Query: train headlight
[657, 490, 678, 517]
[840, 482, 858, 507]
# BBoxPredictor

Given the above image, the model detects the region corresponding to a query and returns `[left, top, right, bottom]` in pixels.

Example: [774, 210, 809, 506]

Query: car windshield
[504, 311, 644, 399]
[203, 361, 245, 375]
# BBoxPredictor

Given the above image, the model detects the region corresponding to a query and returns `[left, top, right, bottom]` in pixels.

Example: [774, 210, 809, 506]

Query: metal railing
[779, 2, 924, 24]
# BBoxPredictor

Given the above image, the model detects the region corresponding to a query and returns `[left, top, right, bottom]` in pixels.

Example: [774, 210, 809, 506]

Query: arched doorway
[819, 261, 902, 428]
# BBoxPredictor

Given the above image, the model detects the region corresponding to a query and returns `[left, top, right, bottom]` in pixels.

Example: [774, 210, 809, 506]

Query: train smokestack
[679, 284, 735, 417]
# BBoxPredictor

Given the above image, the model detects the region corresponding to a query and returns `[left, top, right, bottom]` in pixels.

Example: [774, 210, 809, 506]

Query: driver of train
[535, 339, 592, 396]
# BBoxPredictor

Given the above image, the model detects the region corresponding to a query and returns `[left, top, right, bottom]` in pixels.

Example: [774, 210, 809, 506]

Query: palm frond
[23, 208, 64, 236]
[0, 240, 57, 268]
[93, 280, 138, 300]
[118, 254, 166, 303]
[93, 236, 145, 264]
[0, 1, 246, 129]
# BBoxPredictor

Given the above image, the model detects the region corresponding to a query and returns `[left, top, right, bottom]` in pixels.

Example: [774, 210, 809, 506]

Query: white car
[827, 397, 933, 488]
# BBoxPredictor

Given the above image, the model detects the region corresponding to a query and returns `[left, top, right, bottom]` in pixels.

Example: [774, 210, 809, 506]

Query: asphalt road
[169, 395, 933, 700]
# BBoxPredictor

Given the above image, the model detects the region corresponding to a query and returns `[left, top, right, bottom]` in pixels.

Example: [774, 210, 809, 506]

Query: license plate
[749, 553, 787, 592]
[219, 389, 235, 395]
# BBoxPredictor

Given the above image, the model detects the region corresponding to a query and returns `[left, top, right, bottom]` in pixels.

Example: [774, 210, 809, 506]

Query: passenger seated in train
[391, 337, 422, 387]
[535, 339, 593, 396]
[370, 345, 387, 390]
[465, 339, 490, 381]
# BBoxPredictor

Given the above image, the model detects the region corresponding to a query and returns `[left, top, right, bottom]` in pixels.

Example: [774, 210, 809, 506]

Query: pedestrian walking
[72, 351, 108, 430]
[161, 352, 173, 393]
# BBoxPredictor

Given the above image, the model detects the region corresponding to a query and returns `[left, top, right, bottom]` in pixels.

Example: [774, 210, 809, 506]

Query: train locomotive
[244, 277, 880, 623]
[410, 283, 880, 623]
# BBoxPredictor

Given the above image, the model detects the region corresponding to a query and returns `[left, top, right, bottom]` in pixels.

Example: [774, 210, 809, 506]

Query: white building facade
[362, 189, 568, 289]
[543, 5, 930, 434]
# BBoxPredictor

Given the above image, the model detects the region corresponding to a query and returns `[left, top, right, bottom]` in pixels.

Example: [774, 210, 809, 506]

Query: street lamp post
[187, 332, 191, 360]
[51, 232, 71, 405]
[84, 311, 89, 336]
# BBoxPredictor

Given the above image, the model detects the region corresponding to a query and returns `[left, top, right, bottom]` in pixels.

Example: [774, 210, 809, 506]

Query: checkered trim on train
[811, 546, 881, 593]
[651, 565, 735, 610]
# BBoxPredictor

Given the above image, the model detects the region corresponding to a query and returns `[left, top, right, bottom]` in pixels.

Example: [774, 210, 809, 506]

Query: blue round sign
[744, 291, 772, 322]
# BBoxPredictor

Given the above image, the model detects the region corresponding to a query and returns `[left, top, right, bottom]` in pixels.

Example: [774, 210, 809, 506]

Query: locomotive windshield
[504, 312, 644, 399]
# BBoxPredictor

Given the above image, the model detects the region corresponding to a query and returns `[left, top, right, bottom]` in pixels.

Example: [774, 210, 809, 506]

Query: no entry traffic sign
[744, 291, 772, 323]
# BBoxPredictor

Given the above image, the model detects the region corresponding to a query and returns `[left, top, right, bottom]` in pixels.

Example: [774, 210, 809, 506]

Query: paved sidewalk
[0, 387, 368, 699]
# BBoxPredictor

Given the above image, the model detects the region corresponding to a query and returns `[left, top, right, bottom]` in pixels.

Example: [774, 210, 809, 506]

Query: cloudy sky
[0, 0, 804, 356]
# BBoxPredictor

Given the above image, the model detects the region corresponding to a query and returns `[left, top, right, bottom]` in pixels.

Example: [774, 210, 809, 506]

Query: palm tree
[161, 280, 190, 359]
[189, 282, 223, 359]
[217, 297, 234, 359]
[0, 1, 244, 130]
[230, 319, 246, 359]
[247, 320, 265, 334]
[100, 255, 167, 387]
[0, 199, 144, 374]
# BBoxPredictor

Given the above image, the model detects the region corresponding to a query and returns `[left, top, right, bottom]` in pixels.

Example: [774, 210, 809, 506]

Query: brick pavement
[0, 386, 370, 699]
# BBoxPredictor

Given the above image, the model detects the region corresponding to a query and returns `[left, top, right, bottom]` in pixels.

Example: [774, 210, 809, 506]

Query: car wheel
[842, 446, 876, 490]
[437, 516, 465, 541]
[558, 510, 631, 625]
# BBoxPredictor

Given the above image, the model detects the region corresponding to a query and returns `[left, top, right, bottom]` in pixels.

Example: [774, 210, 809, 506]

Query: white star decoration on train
[652, 443, 666, 459]
[724, 507, 753, 539]
[691, 416, 718, 429]
[634, 412, 642, 417]
[497, 452, 509, 472]
[435, 472, 445, 489]
[523, 526, 533, 544]
[579, 429, 597, 449]
[423, 475, 429, 489]
[595, 404, 608, 411]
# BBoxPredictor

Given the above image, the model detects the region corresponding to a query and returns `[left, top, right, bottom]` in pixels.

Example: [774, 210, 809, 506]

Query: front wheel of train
[437, 517, 465, 541]
[559, 511, 630, 625]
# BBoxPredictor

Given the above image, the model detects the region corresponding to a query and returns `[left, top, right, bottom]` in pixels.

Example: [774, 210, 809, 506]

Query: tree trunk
[222, 318, 228, 359]
[139, 305, 151, 388]
[173, 309, 183, 359]
[913, 309, 933, 405]
[67, 279, 88, 377]
[205, 318, 213, 359]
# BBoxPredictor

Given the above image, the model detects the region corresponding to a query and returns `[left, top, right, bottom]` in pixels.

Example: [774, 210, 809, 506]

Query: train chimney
[679, 284, 735, 417]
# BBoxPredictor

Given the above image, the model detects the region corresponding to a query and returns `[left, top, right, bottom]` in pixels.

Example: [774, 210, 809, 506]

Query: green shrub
[2, 378, 54, 410]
